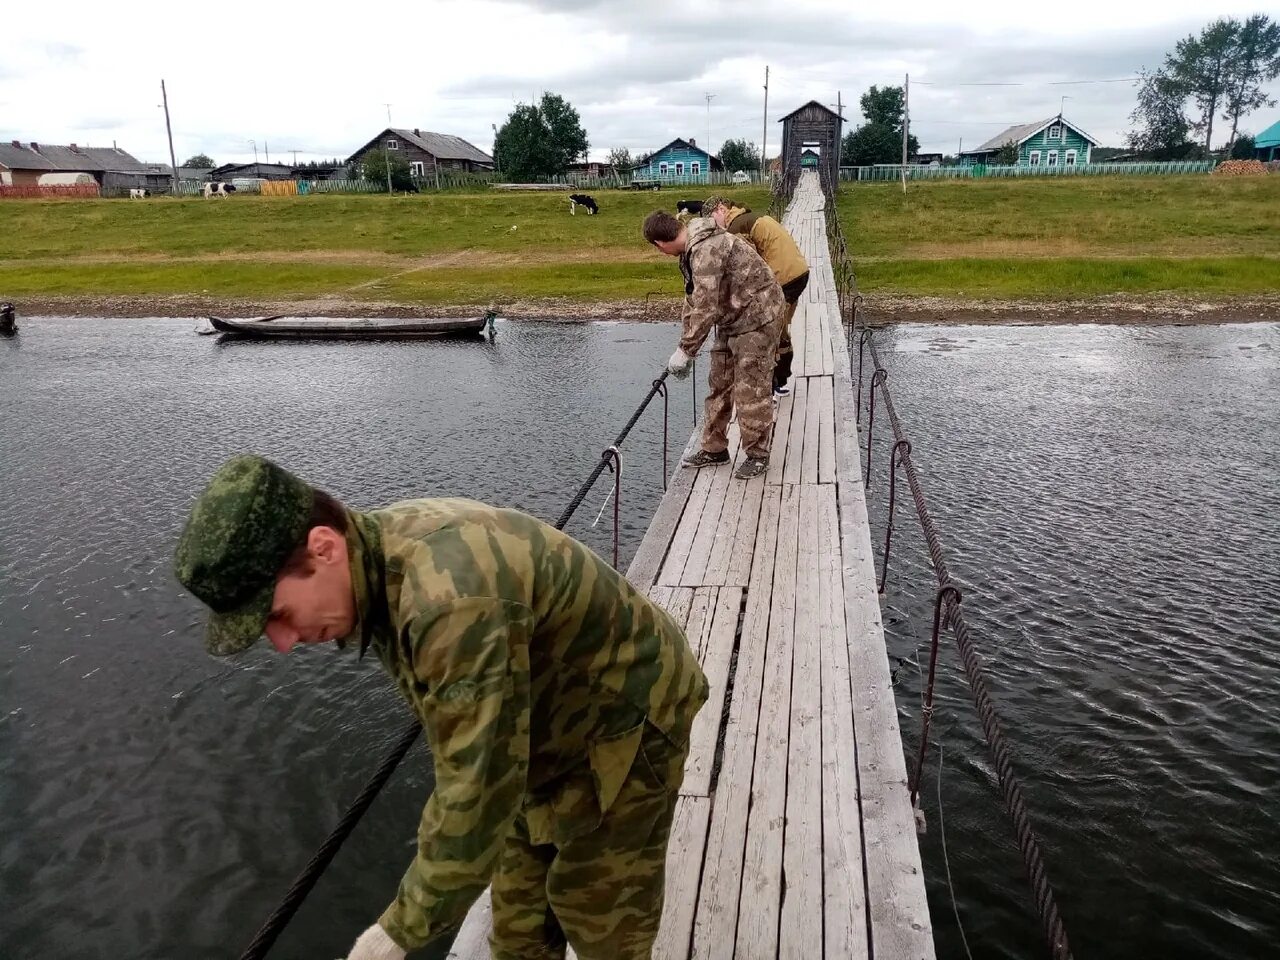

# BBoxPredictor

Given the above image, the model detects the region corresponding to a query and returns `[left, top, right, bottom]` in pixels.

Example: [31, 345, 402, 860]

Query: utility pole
[704, 92, 715, 156]
[382, 103, 393, 194]
[265, 142, 269, 163]
[249, 139, 258, 164]
[761, 66, 769, 180]
[901, 73, 909, 194]
[291, 149, 298, 166]
[160, 79, 179, 195]
[837, 90, 842, 187]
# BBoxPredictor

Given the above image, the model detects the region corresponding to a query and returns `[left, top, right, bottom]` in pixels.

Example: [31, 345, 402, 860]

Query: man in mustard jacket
[174, 454, 707, 960]
[704, 196, 810, 395]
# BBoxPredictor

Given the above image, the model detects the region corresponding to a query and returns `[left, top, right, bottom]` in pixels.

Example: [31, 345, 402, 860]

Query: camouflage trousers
[488, 726, 687, 960]
[703, 321, 782, 461]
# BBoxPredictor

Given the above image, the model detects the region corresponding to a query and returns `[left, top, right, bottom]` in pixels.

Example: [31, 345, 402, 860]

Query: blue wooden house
[1253, 118, 1280, 161]
[631, 138, 722, 186]
[961, 115, 1099, 168]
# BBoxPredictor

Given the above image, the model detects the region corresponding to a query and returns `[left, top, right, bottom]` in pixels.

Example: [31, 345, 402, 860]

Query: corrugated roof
[1255, 119, 1280, 148]
[394, 129, 493, 163]
[971, 116, 1100, 153]
[0, 141, 154, 173]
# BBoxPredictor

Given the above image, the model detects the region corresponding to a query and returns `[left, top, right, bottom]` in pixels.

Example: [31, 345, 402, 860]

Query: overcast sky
[3, 1, 1277, 166]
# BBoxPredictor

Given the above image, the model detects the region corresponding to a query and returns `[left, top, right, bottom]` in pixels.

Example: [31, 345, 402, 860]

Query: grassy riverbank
[4, 175, 1279, 319]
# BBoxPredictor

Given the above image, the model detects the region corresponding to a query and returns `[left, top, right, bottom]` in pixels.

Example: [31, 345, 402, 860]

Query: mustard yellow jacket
[723, 205, 809, 287]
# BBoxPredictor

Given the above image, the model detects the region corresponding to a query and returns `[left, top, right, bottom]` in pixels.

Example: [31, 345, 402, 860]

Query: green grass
[839, 175, 1280, 299]
[5, 176, 1277, 306]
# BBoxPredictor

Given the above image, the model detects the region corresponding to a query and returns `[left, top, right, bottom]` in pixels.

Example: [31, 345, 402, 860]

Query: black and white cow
[568, 193, 599, 216]
[129, 188, 151, 199]
[203, 182, 237, 198]
[675, 199, 703, 216]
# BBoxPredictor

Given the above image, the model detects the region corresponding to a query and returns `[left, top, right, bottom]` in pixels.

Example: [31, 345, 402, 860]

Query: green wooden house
[961, 115, 1099, 168]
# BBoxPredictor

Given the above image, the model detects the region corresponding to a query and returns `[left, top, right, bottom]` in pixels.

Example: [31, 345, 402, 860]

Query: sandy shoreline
[13, 292, 1280, 325]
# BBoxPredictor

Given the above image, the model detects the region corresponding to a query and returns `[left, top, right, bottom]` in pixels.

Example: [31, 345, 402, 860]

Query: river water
[1, 318, 1277, 960]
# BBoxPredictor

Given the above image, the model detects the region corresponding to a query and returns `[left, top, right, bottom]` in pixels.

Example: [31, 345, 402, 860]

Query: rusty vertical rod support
[911, 584, 962, 807]
[857, 329, 869, 421]
[653, 378, 669, 491]
[602, 446, 621, 569]
[865, 369, 887, 486]
[879, 439, 912, 594]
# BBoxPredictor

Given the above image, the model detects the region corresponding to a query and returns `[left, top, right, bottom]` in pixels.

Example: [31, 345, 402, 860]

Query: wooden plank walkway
[448, 172, 933, 959]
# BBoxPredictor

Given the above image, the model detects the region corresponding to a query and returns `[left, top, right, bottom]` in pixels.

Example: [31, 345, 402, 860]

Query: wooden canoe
[206, 314, 491, 340]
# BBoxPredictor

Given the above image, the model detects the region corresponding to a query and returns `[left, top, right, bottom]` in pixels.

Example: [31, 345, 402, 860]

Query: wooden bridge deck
[449, 173, 933, 959]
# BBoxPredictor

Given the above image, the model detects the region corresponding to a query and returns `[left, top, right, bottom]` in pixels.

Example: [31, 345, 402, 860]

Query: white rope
[938, 741, 975, 960]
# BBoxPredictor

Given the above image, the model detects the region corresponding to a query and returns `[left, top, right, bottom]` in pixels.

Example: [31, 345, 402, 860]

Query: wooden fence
[839, 160, 1218, 182]
[0, 183, 101, 199]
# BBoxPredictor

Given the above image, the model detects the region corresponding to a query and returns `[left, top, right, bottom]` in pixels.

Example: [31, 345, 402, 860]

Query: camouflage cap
[702, 195, 726, 215]
[174, 454, 315, 656]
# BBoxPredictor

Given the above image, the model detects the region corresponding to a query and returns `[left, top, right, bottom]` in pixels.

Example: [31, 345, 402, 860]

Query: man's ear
[308, 526, 343, 564]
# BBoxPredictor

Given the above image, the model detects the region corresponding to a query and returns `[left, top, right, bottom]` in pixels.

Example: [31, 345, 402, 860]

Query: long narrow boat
[206, 313, 492, 340]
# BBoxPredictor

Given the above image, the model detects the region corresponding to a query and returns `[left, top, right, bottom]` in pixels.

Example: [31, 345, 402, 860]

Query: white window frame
[410, 160, 425, 177]
[386, 139, 399, 151]
[1029, 150, 1042, 166]
[1048, 124, 1062, 140]
[659, 161, 669, 176]
[691, 160, 701, 176]
[675, 161, 684, 176]
[1048, 150, 1059, 167]
[1065, 149, 1077, 167]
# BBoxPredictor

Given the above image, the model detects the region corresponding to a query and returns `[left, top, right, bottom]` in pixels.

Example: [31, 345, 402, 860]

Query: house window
[1048, 150, 1059, 167]
[1048, 124, 1062, 140]
[410, 161, 425, 177]
[386, 139, 399, 151]
[1029, 150, 1042, 166]
[675, 161, 684, 176]
[659, 161, 668, 176]
[691, 161, 701, 176]
[1065, 150, 1077, 167]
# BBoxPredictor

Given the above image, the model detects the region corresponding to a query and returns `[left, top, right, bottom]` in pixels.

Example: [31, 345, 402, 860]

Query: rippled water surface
[867, 323, 1280, 960]
[3, 318, 1278, 960]
[0, 317, 686, 960]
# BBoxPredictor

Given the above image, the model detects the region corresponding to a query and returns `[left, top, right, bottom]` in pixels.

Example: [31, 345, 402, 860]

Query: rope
[239, 369, 674, 960]
[820, 170, 1074, 960]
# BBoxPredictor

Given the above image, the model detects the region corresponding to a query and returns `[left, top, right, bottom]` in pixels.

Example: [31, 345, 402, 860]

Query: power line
[914, 76, 1139, 87]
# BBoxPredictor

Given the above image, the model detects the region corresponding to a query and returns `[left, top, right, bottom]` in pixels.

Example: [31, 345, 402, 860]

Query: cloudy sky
[3, 0, 1277, 166]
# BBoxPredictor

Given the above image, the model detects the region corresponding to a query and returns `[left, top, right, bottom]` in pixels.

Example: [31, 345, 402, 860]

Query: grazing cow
[568, 193, 599, 216]
[675, 199, 703, 217]
[203, 182, 237, 198]
[129, 188, 151, 199]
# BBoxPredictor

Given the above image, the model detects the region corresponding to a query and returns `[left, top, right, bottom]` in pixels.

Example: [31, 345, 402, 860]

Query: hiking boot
[682, 449, 730, 469]
[734, 457, 768, 480]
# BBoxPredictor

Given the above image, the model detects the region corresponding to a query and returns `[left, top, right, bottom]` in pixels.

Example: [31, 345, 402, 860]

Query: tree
[719, 138, 760, 171]
[182, 153, 215, 168]
[493, 93, 589, 181]
[1167, 18, 1238, 154]
[993, 140, 1020, 165]
[608, 147, 633, 171]
[1222, 14, 1280, 152]
[1127, 68, 1198, 159]
[1230, 133, 1256, 159]
[354, 148, 414, 191]
[841, 84, 918, 165]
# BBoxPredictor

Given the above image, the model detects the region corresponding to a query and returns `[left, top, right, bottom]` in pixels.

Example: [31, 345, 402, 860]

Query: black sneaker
[682, 449, 731, 469]
[734, 457, 768, 480]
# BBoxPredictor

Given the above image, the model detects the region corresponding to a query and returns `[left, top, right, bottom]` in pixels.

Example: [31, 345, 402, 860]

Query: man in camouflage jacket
[174, 454, 708, 960]
[643, 210, 784, 480]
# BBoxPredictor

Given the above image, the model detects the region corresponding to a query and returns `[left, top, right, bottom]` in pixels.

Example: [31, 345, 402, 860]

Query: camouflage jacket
[678, 216, 783, 355]
[343, 499, 708, 950]
[723, 205, 810, 287]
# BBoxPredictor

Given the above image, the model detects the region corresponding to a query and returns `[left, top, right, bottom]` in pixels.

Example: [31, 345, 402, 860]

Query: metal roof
[1255, 118, 1280, 148]
[395, 129, 493, 163]
[971, 116, 1100, 153]
[0, 141, 154, 172]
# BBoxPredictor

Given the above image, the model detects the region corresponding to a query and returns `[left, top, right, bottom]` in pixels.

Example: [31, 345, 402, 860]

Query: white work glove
[343, 923, 406, 960]
[668, 347, 693, 380]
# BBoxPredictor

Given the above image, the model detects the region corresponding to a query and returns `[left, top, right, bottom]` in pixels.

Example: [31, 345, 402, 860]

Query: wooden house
[1253, 118, 1280, 162]
[0, 140, 170, 190]
[631, 138, 722, 185]
[961, 115, 1099, 167]
[347, 128, 494, 179]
